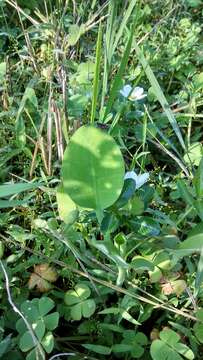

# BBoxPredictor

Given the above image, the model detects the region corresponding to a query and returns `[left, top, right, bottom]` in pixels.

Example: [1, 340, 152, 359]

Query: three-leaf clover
[16, 297, 59, 360]
[112, 330, 148, 358]
[64, 283, 96, 321]
[150, 329, 194, 360]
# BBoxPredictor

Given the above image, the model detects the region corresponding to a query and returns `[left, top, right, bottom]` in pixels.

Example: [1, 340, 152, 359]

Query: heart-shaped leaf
[65, 283, 96, 321]
[82, 299, 96, 318]
[19, 331, 35, 352]
[38, 297, 55, 317]
[150, 329, 194, 360]
[41, 332, 54, 353]
[44, 312, 59, 330]
[65, 284, 91, 305]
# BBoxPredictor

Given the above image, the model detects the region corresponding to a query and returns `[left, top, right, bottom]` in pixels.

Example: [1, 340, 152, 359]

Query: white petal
[120, 84, 132, 98]
[129, 86, 147, 101]
[132, 87, 144, 97]
[124, 171, 138, 182]
[135, 173, 149, 189]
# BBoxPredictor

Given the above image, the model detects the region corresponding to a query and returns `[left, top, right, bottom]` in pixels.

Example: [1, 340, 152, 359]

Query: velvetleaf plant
[57, 123, 150, 288]
[58, 124, 125, 223]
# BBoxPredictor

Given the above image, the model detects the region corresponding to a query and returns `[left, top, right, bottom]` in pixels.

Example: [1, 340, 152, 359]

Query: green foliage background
[0, 0, 203, 359]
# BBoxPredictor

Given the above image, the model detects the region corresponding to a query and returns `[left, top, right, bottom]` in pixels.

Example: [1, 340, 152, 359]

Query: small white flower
[129, 86, 147, 101]
[124, 171, 149, 189]
[120, 84, 132, 98]
[120, 84, 147, 101]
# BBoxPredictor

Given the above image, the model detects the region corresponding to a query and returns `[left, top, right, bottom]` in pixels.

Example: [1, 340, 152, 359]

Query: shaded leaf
[82, 344, 112, 355]
[56, 184, 78, 225]
[38, 297, 55, 317]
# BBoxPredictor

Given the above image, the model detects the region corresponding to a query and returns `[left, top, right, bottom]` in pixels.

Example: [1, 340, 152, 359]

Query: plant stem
[116, 266, 126, 287]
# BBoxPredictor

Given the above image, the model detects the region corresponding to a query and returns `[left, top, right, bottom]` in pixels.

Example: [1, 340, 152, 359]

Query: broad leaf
[151, 329, 194, 360]
[62, 125, 125, 211]
[56, 184, 78, 225]
[81, 299, 96, 318]
[21, 301, 39, 323]
[179, 234, 203, 250]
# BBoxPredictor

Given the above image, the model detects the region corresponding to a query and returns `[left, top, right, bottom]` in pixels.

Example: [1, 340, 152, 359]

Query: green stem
[116, 266, 126, 287]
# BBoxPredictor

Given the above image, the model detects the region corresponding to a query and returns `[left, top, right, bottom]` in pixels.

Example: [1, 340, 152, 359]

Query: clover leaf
[16, 297, 59, 360]
[112, 330, 147, 358]
[150, 329, 194, 360]
[64, 283, 96, 321]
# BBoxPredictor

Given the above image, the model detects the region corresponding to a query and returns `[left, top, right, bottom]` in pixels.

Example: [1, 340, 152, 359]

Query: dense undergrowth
[0, 0, 203, 359]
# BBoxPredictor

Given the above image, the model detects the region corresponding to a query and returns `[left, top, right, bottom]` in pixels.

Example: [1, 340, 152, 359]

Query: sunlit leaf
[62, 125, 125, 211]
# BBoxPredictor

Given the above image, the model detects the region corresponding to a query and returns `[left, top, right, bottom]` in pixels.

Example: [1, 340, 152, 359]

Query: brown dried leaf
[34, 264, 58, 282]
[150, 328, 159, 341]
[28, 273, 52, 292]
[28, 264, 57, 293]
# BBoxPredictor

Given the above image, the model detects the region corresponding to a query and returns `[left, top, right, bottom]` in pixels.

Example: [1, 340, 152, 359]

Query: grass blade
[195, 247, 203, 297]
[100, 0, 136, 119]
[103, 25, 134, 120]
[112, 0, 137, 55]
[134, 42, 186, 150]
[100, 0, 117, 115]
[90, 22, 102, 124]
[0, 182, 40, 198]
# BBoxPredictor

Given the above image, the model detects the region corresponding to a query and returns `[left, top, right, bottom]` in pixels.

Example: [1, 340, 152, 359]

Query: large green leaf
[56, 184, 78, 225]
[183, 142, 203, 166]
[180, 234, 203, 250]
[44, 313, 59, 331]
[62, 125, 125, 211]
